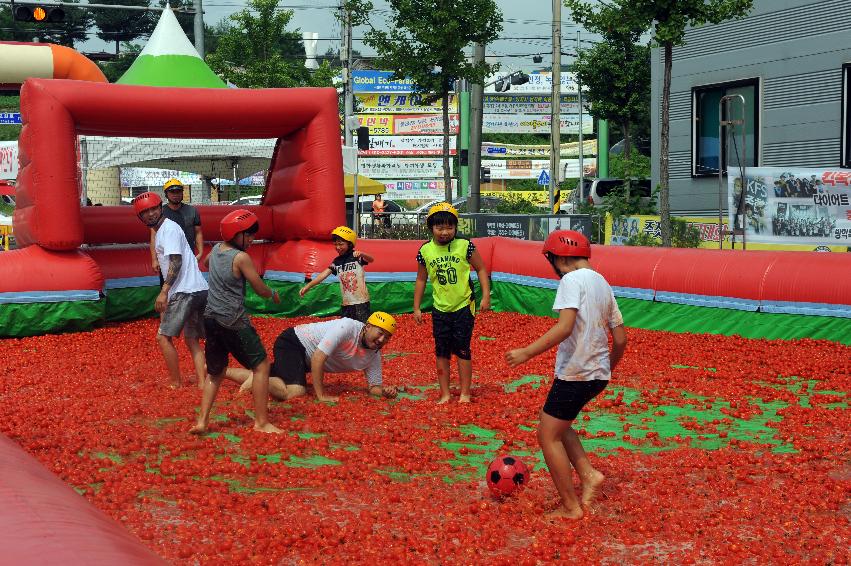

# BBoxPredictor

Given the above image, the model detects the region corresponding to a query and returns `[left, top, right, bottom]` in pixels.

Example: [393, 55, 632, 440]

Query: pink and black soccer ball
[486, 455, 530, 497]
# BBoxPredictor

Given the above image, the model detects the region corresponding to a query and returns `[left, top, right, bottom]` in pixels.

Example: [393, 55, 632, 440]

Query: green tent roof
[117, 6, 226, 88]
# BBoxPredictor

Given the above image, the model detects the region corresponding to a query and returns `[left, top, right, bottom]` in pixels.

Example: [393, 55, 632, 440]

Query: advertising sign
[481, 158, 596, 180]
[120, 167, 202, 188]
[393, 114, 460, 135]
[483, 94, 581, 115]
[382, 179, 456, 200]
[356, 114, 460, 136]
[472, 214, 591, 241]
[728, 167, 851, 247]
[604, 212, 847, 251]
[359, 135, 457, 156]
[0, 141, 18, 180]
[483, 114, 593, 134]
[484, 72, 579, 94]
[357, 93, 457, 113]
[358, 158, 454, 179]
[0, 112, 22, 125]
[481, 139, 597, 158]
[351, 70, 416, 93]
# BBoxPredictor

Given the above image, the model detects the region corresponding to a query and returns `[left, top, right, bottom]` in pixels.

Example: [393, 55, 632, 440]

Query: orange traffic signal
[14, 4, 65, 23]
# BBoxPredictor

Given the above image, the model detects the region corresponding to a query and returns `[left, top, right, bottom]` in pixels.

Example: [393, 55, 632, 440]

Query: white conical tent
[117, 6, 226, 88]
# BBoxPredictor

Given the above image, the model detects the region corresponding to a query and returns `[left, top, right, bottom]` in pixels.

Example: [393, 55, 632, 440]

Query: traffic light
[480, 167, 491, 183]
[13, 4, 65, 23]
[356, 126, 370, 151]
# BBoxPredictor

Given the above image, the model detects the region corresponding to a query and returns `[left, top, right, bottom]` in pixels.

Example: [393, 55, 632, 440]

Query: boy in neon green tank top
[413, 202, 491, 403]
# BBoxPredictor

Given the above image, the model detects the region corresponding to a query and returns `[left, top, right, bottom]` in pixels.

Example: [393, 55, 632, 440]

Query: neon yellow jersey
[417, 238, 475, 313]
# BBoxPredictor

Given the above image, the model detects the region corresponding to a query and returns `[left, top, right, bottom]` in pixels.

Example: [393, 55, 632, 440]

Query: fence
[357, 212, 592, 241]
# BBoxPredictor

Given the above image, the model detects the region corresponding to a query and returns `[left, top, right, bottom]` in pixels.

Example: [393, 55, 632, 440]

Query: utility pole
[193, 0, 204, 58]
[469, 42, 485, 213]
[341, 2, 354, 148]
[458, 78, 470, 199]
[548, 0, 561, 213]
[576, 31, 584, 189]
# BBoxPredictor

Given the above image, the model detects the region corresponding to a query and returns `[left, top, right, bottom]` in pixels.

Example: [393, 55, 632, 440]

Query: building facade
[650, 0, 851, 215]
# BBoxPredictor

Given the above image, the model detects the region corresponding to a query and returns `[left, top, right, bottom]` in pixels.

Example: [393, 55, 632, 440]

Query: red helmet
[132, 192, 162, 215]
[221, 209, 258, 241]
[542, 230, 591, 258]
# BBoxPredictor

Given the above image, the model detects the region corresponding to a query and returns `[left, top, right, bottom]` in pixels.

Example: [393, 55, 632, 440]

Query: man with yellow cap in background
[150, 178, 204, 275]
[226, 312, 399, 402]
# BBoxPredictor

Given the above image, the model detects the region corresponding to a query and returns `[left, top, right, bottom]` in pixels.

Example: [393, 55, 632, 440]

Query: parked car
[229, 195, 263, 206]
[560, 178, 652, 213]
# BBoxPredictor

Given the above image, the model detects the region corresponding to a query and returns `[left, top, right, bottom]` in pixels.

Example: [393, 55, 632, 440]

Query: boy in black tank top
[190, 209, 283, 435]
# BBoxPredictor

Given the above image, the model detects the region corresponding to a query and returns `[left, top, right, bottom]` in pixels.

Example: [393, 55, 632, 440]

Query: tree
[566, 0, 754, 246]
[206, 0, 335, 89]
[92, 0, 157, 55]
[346, 0, 503, 201]
[97, 42, 142, 82]
[570, 35, 649, 164]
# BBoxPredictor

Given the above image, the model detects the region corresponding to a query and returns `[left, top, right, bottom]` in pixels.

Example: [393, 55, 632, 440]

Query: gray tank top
[204, 243, 249, 328]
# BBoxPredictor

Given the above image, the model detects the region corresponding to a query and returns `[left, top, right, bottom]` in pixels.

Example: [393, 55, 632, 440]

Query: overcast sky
[83, 0, 599, 72]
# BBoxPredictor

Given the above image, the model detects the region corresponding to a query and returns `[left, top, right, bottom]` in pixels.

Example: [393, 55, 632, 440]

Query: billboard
[728, 167, 851, 248]
[382, 178, 456, 200]
[481, 139, 597, 159]
[483, 94, 581, 115]
[483, 114, 593, 134]
[359, 135, 457, 156]
[356, 93, 457, 113]
[484, 71, 580, 94]
[356, 114, 460, 136]
[351, 70, 416, 93]
[0, 141, 18, 180]
[481, 158, 596, 180]
[358, 158, 454, 179]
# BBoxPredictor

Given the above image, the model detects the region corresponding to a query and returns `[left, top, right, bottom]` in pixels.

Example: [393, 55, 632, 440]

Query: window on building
[692, 79, 758, 176]
[843, 64, 850, 168]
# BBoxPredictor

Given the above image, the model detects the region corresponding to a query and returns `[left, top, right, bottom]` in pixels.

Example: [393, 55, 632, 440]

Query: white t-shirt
[552, 268, 623, 382]
[155, 218, 208, 299]
[294, 318, 382, 386]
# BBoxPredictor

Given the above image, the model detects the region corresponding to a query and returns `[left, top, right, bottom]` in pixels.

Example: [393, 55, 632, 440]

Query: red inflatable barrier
[0, 434, 166, 565]
[588, 245, 665, 291]
[14, 79, 344, 250]
[761, 251, 851, 306]
[0, 246, 102, 293]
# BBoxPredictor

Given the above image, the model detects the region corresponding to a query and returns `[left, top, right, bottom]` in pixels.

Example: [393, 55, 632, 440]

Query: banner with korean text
[356, 114, 460, 136]
[382, 179, 456, 200]
[482, 158, 596, 180]
[483, 114, 593, 134]
[356, 93, 458, 114]
[604, 214, 847, 251]
[359, 136, 457, 156]
[483, 94, 581, 114]
[358, 158, 454, 179]
[481, 139, 597, 159]
[728, 167, 851, 248]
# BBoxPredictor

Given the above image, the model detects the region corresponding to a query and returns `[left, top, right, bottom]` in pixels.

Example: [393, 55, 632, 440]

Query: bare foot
[459, 394, 471, 403]
[254, 422, 284, 434]
[189, 423, 208, 435]
[580, 470, 606, 508]
[546, 505, 584, 521]
[436, 394, 451, 404]
[238, 373, 254, 394]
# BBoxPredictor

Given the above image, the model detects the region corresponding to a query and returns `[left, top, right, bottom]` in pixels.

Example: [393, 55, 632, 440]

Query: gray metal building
[650, 0, 851, 216]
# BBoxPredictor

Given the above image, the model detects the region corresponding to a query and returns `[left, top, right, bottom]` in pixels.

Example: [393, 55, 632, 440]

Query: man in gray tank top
[191, 209, 283, 435]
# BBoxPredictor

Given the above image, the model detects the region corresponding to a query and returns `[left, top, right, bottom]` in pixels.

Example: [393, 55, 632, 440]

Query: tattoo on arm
[164, 255, 182, 286]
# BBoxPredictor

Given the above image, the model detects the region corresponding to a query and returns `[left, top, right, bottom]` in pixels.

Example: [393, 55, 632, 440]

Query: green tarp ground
[2, 280, 849, 343]
[0, 299, 105, 337]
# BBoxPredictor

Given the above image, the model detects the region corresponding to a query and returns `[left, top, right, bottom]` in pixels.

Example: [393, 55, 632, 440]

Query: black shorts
[341, 302, 370, 323]
[271, 328, 309, 387]
[432, 304, 475, 360]
[542, 379, 608, 421]
[204, 317, 267, 376]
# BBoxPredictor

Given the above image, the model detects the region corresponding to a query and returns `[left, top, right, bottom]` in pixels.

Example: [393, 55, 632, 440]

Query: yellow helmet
[427, 202, 459, 220]
[366, 311, 396, 335]
[331, 226, 357, 245]
[163, 178, 185, 192]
